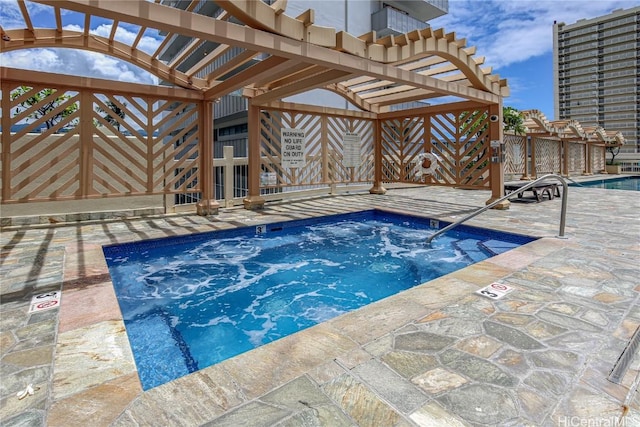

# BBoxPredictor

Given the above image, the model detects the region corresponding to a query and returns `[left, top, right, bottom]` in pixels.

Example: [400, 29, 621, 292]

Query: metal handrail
[426, 174, 569, 245]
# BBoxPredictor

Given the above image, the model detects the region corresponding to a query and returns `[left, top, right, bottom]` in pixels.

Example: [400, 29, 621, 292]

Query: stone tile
[0, 366, 49, 397]
[494, 349, 530, 375]
[436, 384, 518, 425]
[552, 386, 624, 422]
[490, 312, 535, 326]
[439, 349, 517, 387]
[322, 374, 402, 427]
[0, 379, 47, 422]
[546, 302, 581, 315]
[455, 335, 502, 358]
[1, 346, 53, 368]
[528, 349, 581, 372]
[221, 322, 357, 399]
[0, 331, 16, 356]
[115, 365, 245, 426]
[306, 360, 347, 385]
[401, 277, 478, 309]
[47, 373, 141, 427]
[381, 351, 439, 379]
[484, 321, 545, 350]
[409, 401, 468, 427]
[536, 310, 603, 333]
[52, 320, 136, 400]
[497, 299, 543, 314]
[200, 401, 289, 427]
[352, 360, 428, 413]
[335, 348, 374, 370]
[57, 279, 123, 333]
[412, 367, 468, 395]
[593, 292, 628, 304]
[517, 389, 556, 425]
[328, 297, 429, 345]
[524, 371, 569, 396]
[394, 331, 456, 353]
[524, 320, 568, 339]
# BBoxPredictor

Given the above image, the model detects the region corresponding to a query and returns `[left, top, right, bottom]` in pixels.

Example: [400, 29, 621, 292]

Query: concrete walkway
[1, 180, 639, 426]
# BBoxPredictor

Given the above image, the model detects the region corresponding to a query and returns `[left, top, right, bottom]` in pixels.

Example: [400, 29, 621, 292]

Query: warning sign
[342, 132, 361, 167]
[281, 128, 306, 168]
[29, 291, 61, 313]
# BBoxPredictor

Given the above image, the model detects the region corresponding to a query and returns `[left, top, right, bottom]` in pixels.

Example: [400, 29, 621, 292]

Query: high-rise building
[158, 0, 448, 156]
[553, 6, 640, 154]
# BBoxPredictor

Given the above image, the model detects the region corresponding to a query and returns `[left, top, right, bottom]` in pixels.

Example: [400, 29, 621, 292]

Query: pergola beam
[31, 0, 501, 105]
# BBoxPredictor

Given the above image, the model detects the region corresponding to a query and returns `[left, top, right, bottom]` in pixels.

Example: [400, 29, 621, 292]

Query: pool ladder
[426, 174, 569, 245]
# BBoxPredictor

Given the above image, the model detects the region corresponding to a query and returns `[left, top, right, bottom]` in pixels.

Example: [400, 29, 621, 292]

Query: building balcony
[383, 0, 448, 22]
[372, 6, 429, 38]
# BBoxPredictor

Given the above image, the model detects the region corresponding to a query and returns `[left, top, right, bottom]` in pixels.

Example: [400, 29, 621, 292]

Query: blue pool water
[570, 176, 640, 191]
[103, 210, 536, 390]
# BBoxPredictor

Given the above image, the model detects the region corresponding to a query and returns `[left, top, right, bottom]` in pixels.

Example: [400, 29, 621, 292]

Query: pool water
[103, 210, 536, 390]
[570, 176, 640, 191]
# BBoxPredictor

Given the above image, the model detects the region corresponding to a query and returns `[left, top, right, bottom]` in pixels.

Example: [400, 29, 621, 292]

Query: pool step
[454, 239, 490, 262]
[454, 238, 521, 262]
[480, 239, 521, 256]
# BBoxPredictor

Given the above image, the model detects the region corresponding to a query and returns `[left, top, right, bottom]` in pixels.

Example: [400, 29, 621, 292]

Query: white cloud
[429, 0, 635, 68]
[1, 17, 161, 85]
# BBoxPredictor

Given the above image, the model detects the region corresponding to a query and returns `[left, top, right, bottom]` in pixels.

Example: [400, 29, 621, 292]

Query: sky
[1, 0, 639, 120]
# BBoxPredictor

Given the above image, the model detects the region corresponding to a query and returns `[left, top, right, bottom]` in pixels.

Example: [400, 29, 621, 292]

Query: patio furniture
[504, 182, 561, 202]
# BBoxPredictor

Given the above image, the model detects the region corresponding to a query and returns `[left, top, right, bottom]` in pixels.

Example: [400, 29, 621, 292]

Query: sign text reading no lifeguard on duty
[281, 128, 306, 168]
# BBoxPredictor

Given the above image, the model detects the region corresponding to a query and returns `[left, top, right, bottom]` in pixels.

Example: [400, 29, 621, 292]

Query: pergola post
[79, 90, 93, 198]
[486, 103, 509, 209]
[369, 118, 387, 194]
[561, 139, 570, 177]
[243, 101, 266, 209]
[196, 100, 220, 215]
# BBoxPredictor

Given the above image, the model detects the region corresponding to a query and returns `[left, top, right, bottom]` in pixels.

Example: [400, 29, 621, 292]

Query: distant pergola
[521, 109, 624, 175]
[1, 0, 511, 214]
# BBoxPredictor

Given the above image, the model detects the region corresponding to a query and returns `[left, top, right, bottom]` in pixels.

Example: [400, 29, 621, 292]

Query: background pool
[103, 210, 536, 389]
[570, 175, 640, 191]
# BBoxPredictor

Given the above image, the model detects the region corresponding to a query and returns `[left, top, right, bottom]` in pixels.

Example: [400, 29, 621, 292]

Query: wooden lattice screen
[258, 109, 374, 191]
[380, 107, 491, 188]
[533, 137, 562, 175]
[567, 142, 586, 175]
[504, 134, 527, 179]
[1, 83, 200, 203]
[591, 145, 606, 173]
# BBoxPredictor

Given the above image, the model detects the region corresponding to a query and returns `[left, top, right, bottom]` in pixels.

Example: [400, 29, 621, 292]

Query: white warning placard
[475, 282, 515, 300]
[342, 132, 361, 167]
[281, 128, 306, 168]
[29, 291, 61, 313]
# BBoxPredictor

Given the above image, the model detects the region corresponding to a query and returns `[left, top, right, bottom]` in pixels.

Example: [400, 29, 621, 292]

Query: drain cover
[609, 325, 640, 384]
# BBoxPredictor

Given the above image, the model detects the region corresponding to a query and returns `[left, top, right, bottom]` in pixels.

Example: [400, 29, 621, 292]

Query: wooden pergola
[1, 0, 510, 214]
[521, 109, 624, 177]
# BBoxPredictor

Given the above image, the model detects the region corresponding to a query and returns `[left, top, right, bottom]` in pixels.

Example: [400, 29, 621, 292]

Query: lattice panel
[429, 109, 490, 187]
[504, 134, 526, 177]
[380, 117, 425, 182]
[591, 145, 605, 173]
[150, 101, 200, 194]
[567, 142, 586, 175]
[534, 137, 561, 175]
[259, 110, 374, 189]
[90, 95, 200, 196]
[1, 82, 201, 203]
[4, 84, 82, 201]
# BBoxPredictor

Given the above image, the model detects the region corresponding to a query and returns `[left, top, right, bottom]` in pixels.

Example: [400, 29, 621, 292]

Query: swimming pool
[570, 175, 640, 191]
[103, 209, 536, 389]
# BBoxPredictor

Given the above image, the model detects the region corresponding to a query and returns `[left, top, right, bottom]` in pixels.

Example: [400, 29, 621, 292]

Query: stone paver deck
[1, 180, 639, 426]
